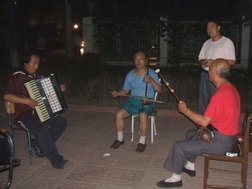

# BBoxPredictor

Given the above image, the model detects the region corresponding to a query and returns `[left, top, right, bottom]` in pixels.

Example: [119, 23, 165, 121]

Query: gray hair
[217, 65, 230, 79]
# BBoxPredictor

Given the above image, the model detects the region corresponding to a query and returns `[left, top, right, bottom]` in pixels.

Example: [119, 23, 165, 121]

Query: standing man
[110, 50, 161, 152]
[3, 53, 68, 169]
[157, 59, 240, 188]
[198, 20, 236, 114]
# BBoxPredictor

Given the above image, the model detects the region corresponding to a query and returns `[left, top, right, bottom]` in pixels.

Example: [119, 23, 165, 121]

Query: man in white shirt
[198, 20, 236, 114]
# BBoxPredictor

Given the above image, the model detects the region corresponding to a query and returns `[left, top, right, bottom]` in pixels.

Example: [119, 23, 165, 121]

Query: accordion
[24, 73, 67, 122]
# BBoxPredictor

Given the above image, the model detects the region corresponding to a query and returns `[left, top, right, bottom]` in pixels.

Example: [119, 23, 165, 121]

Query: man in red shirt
[157, 59, 240, 188]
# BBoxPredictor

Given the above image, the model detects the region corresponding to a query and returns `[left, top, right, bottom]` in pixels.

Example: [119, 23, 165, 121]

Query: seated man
[157, 59, 240, 188]
[3, 52, 68, 169]
[110, 50, 161, 152]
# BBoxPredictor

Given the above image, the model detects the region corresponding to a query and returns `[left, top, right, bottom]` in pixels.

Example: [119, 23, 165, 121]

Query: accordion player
[24, 73, 67, 122]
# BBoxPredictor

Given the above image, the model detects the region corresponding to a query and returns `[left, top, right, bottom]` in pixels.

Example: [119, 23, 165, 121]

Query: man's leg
[198, 70, 210, 114]
[21, 115, 66, 169]
[47, 116, 67, 142]
[135, 112, 148, 152]
[110, 109, 128, 149]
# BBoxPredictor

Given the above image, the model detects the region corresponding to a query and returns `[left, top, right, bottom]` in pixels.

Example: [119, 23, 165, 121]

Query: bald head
[210, 59, 230, 79]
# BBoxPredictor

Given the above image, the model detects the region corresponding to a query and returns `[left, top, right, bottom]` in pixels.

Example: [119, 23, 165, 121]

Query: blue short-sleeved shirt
[123, 68, 160, 98]
[121, 68, 160, 116]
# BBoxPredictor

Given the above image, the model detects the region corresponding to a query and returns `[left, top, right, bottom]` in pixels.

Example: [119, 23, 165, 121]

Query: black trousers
[20, 114, 67, 166]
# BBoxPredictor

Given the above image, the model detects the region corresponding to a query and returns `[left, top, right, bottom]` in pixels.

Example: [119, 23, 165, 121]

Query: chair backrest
[4, 102, 15, 127]
[154, 91, 158, 101]
[153, 78, 161, 101]
[238, 108, 250, 159]
[5, 101, 15, 114]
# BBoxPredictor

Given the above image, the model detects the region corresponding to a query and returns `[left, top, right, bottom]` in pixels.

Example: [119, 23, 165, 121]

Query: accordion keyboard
[25, 80, 50, 122]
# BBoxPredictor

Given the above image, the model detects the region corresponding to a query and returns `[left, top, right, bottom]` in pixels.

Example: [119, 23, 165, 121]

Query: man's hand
[178, 101, 189, 114]
[60, 84, 66, 92]
[199, 59, 213, 68]
[25, 98, 38, 109]
[111, 90, 118, 98]
[143, 75, 153, 83]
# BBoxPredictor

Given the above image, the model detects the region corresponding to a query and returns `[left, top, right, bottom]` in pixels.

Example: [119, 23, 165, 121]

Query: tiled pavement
[0, 105, 251, 189]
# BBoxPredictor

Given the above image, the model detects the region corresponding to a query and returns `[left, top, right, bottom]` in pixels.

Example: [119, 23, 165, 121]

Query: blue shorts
[121, 97, 155, 116]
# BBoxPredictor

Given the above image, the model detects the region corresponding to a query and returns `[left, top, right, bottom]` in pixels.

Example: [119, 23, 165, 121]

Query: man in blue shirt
[110, 50, 161, 152]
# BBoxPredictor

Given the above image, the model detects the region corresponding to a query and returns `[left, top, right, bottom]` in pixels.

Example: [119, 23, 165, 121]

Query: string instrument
[107, 92, 164, 104]
[155, 69, 212, 142]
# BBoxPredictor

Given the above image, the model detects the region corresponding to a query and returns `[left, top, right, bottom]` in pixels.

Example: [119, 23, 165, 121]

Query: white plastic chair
[131, 91, 158, 143]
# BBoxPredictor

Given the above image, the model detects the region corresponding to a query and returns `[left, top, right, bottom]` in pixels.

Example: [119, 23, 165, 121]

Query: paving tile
[0, 106, 251, 189]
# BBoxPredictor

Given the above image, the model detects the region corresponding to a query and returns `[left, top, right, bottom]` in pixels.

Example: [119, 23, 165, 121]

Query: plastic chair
[131, 91, 158, 143]
[0, 128, 20, 189]
[203, 108, 250, 189]
[4, 102, 33, 164]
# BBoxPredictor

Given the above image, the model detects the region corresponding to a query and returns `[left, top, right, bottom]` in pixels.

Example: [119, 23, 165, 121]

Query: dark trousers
[198, 70, 216, 114]
[20, 114, 67, 166]
[164, 129, 237, 175]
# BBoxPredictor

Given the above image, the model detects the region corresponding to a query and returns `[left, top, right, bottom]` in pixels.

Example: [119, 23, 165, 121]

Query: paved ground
[0, 105, 251, 189]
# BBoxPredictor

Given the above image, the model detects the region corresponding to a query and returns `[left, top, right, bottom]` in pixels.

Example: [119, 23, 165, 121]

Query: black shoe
[31, 140, 45, 157]
[110, 140, 124, 149]
[52, 159, 68, 169]
[157, 180, 182, 188]
[182, 167, 196, 177]
[135, 143, 146, 152]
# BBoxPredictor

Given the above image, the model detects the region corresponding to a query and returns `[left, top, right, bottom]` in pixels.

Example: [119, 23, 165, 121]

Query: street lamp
[73, 24, 79, 30]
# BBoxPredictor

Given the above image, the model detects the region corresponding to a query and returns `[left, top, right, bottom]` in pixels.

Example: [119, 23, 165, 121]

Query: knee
[173, 141, 185, 155]
[57, 117, 67, 128]
[115, 110, 125, 121]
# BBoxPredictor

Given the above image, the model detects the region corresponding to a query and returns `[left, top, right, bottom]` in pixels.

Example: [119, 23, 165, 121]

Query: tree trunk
[65, 0, 73, 58]
[8, 0, 19, 68]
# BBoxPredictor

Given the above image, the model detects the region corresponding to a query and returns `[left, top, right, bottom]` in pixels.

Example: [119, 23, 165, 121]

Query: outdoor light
[80, 41, 85, 56]
[73, 24, 79, 29]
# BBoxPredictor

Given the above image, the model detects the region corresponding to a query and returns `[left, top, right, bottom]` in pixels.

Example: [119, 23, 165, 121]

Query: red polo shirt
[204, 82, 240, 136]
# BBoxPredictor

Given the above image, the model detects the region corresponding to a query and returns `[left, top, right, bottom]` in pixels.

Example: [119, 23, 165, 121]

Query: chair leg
[131, 116, 134, 142]
[153, 118, 157, 136]
[5, 164, 13, 189]
[151, 117, 155, 143]
[26, 132, 32, 164]
[241, 162, 248, 189]
[203, 158, 209, 189]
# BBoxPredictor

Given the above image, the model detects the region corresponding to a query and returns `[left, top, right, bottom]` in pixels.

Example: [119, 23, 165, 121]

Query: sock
[184, 161, 195, 170]
[165, 173, 181, 182]
[139, 135, 146, 144]
[117, 131, 123, 142]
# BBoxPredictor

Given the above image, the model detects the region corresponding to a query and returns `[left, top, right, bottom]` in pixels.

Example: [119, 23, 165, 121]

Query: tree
[8, 0, 19, 68]
[65, 0, 73, 58]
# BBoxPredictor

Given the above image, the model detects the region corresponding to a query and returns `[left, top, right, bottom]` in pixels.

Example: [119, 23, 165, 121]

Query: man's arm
[110, 90, 128, 98]
[178, 101, 211, 127]
[226, 59, 235, 66]
[144, 75, 162, 93]
[3, 94, 37, 109]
